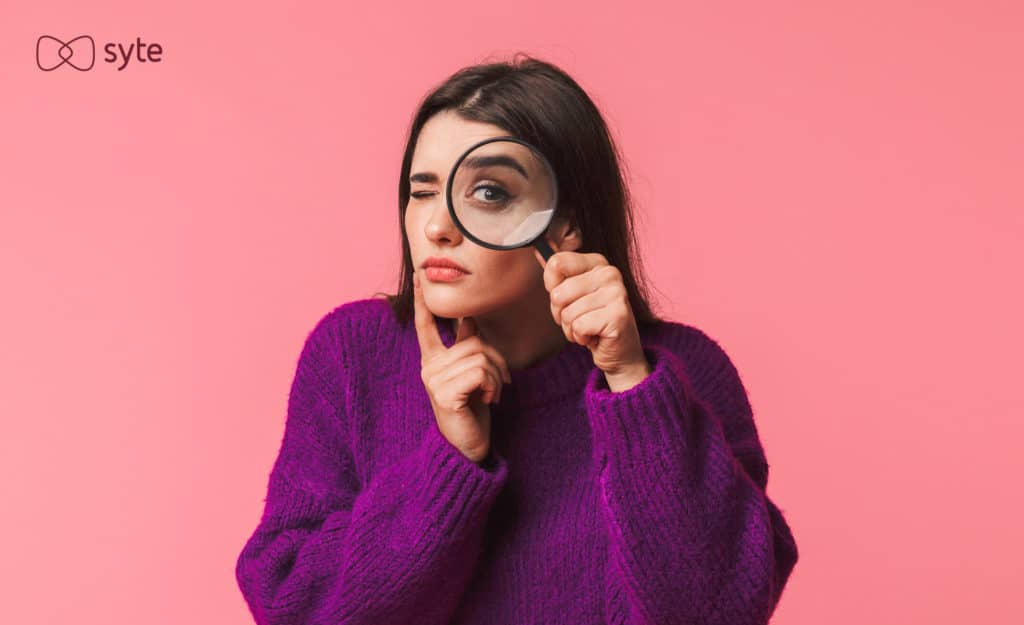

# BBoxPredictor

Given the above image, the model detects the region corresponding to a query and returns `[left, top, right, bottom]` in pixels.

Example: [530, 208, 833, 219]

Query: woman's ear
[550, 216, 583, 252]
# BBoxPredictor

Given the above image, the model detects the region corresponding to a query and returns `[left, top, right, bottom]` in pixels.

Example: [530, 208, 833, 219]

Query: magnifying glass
[445, 136, 559, 262]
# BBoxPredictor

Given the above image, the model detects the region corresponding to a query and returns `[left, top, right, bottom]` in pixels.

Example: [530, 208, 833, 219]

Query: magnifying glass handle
[534, 236, 555, 262]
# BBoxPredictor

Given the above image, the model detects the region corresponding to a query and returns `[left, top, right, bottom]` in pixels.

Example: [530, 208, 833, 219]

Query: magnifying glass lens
[449, 138, 557, 249]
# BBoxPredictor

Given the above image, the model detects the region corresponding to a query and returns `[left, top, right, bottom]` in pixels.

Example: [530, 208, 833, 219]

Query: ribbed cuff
[584, 344, 692, 474]
[404, 424, 510, 545]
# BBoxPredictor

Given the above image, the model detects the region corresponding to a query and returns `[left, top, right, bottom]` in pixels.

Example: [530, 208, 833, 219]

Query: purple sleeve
[584, 341, 799, 625]
[235, 316, 509, 625]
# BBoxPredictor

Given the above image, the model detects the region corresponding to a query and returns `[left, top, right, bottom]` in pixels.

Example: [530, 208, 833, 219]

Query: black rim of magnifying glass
[445, 135, 559, 261]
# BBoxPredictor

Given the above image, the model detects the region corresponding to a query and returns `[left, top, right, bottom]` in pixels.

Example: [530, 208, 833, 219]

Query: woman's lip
[423, 257, 469, 272]
[424, 266, 469, 282]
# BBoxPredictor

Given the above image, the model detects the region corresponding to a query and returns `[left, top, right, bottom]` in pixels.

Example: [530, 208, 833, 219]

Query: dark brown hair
[377, 52, 664, 327]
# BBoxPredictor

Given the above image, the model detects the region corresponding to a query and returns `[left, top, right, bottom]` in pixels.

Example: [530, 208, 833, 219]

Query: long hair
[378, 52, 664, 328]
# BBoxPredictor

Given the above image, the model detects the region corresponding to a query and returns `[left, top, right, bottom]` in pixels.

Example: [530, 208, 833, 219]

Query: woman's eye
[410, 191, 435, 199]
[471, 185, 511, 204]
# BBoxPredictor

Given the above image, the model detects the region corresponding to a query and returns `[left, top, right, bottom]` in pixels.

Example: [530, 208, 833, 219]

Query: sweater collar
[435, 316, 596, 410]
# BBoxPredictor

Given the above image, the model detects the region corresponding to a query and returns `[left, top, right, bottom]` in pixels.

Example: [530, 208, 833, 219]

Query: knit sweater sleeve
[584, 333, 799, 625]
[234, 309, 510, 625]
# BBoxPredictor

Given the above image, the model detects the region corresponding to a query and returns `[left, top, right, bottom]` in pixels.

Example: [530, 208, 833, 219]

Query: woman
[235, 53, 799, 625]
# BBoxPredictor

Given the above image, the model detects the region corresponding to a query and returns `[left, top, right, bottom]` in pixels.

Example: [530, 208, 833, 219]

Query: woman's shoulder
[642, 317, 734, 365]
[322, 296, 395, 329]
[302, 296, 403, 364]
[642, 317, 752, 414]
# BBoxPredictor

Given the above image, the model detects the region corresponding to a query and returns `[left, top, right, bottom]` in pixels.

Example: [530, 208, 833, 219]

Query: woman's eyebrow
[410, 172, 439, 184]
[462, 154, 529, 180]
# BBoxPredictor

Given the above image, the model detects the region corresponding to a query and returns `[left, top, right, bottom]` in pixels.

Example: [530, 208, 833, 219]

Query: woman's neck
[455, 288, 568, 371]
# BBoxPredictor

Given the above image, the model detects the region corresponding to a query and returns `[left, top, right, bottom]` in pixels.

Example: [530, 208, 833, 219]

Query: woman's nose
[424, 198, 462, 243]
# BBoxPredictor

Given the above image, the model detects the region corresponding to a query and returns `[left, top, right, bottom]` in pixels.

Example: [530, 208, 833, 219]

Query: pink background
[2, 1, 1021, 623]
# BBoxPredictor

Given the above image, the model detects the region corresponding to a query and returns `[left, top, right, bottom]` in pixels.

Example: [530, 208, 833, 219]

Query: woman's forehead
[412, 112, 510, 176]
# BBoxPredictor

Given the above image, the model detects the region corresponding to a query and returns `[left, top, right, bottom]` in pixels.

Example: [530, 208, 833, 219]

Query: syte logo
[36, 35, 164, 71]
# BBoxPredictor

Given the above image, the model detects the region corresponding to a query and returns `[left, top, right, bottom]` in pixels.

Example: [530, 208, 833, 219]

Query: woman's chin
[422, 290, 476, 320]
[428, 282, 540, 317]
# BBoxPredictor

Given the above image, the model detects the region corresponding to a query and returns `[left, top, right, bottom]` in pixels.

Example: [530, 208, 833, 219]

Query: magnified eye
[471, 184, 512, 204]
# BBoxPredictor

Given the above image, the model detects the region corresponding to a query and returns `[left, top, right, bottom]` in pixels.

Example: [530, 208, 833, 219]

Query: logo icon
[37, 35, 95, 71]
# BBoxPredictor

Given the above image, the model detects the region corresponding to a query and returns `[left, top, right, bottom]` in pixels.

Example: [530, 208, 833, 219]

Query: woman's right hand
[413, 270, 512, 464]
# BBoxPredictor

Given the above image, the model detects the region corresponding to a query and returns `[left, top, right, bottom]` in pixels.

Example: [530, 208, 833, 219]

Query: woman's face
[405, 110, 553, 320]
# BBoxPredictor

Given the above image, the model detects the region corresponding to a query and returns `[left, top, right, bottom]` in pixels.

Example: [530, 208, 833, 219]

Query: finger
[443, 351, 504, 394]
[542, 250, 607, 293]
[548, 267, 608, 326]
[455, 318, 509, 385]
[442, 363, 501, 406]
[455, 315, 476, 343]
[442, 352, 504, 403]
[444, 335, 512, 384]
[478, 366, 502, 404]
[412, 269, 445, 359]
[560, 289, 607, 343]
[533, 236, 559, 268]
[550, 266, 608, 311]
[570, 307, 613, 346]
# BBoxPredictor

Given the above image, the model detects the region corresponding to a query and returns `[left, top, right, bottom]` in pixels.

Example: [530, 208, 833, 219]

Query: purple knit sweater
[235, 297, 798, 624]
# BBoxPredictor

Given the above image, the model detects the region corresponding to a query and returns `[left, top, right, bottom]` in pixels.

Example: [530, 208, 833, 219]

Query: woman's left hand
[534, 241, 652, 389]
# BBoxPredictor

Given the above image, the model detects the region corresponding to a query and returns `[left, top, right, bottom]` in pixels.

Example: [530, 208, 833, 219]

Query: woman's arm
[235, 311, 509, 625]
[584, 334, 799, 625]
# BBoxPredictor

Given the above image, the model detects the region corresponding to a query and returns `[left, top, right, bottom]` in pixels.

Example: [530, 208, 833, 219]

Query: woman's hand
[533, 241, 652, 391]
[413, 270, 512, 463]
